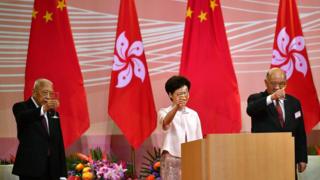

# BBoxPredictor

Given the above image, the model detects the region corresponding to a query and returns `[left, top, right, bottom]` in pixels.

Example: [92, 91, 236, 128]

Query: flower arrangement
[93, 159, 127, 179]
[139, 147, 161, 180]
[67, 147, 130, 180]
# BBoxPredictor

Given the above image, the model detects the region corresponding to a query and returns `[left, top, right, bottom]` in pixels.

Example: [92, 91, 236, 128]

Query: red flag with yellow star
[24, 0, 90, 147]
[180, 0, 241, 134]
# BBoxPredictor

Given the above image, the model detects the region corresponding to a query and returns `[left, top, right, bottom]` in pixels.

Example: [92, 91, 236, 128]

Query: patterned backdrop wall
[1, 0, 320, 157]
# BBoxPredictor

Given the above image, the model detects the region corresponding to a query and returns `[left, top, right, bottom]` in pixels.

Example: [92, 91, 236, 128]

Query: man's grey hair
[33, 78, 52, 90]
[265, 68, 287, 80]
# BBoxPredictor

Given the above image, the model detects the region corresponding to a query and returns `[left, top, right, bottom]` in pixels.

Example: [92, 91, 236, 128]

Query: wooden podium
[181, 133, 295, 180]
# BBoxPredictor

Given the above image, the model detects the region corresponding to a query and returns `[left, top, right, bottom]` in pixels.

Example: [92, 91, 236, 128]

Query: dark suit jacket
[12, 98, 67, 178]
[247, 91, 307, 164]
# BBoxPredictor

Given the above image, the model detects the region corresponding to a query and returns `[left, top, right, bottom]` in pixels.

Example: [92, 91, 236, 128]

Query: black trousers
[19, 156, 58, 180]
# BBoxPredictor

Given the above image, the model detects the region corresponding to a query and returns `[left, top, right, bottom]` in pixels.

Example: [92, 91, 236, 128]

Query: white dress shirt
[158, 105, 203, 157]
[31, 97, 50, 134]
[266, 95, 285, 121]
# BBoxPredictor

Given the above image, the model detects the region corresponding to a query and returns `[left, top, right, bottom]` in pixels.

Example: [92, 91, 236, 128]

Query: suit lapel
[48, 116, 54, 136]
[26, 98, 50, 137]
[269, 102, 283, 129]
[40, 115, 50, 138]
[283, 98, 292, 128]
[261, 91, 278, 126]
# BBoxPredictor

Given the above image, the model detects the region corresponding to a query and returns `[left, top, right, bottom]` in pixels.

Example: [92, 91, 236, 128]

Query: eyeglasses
[268, 81, 286, 88]
[39, 90, 54, 97]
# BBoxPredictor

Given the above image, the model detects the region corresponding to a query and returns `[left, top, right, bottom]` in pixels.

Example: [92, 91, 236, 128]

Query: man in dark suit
[12, 78, 67, 180]
[247, 68, 307, 174]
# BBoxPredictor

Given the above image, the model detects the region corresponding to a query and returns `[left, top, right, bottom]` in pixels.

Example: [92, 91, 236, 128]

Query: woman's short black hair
[165, 75, 191, 95]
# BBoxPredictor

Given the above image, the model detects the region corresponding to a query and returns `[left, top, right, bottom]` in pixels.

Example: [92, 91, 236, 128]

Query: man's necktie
[40, 115, 49, 134]
[275, 100, 285, 127]
[41, 115, 51, 155]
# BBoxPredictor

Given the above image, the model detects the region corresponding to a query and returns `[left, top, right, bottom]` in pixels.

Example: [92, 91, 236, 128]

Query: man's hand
[271, 88, 286, 100]
[43, 99, 60, 112]
[297, 162, 307, 173]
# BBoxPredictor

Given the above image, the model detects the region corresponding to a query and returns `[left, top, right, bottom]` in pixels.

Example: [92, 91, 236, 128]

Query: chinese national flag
[108, 0, 157, 148]
[24, 0, 90, 147]
[271, 0, 320, 132]
[180, 0, 241, 134]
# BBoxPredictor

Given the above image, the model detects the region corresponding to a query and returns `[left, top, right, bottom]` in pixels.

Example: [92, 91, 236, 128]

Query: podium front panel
[182, 133, 295, 180]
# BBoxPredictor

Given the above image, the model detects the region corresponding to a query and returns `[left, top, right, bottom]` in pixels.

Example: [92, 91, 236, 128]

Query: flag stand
[131, 146, 137, 178]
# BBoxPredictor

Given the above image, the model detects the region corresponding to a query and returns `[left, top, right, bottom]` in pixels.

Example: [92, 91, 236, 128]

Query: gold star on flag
[186, 7, 193, 18]
[43, 11, 53, 23]
[57, 0, 66, 11]
[210, 0, 218, 11]
[32, 9, 38, 19]
[198, 11, 207, 22]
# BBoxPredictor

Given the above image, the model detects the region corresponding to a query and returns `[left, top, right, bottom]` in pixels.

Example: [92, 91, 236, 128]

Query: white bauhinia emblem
[112, 32, 146, 88]
[271, 27, 307, 79]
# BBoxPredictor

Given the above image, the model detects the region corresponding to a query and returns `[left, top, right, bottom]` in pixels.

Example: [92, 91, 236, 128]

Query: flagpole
[131, 146, 136, 178]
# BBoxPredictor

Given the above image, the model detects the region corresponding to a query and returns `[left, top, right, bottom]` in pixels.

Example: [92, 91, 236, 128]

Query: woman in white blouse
[158, 76, 203, 180]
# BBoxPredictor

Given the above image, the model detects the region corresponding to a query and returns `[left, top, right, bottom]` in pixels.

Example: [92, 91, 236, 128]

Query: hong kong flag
[108, 0, 157, 148]
[271, 0, 320, 132]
